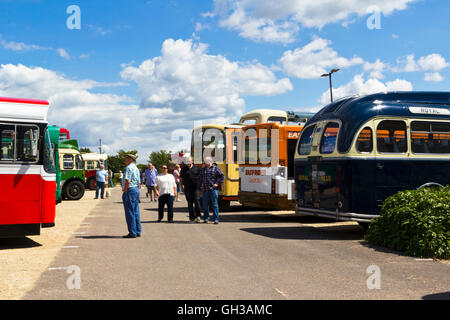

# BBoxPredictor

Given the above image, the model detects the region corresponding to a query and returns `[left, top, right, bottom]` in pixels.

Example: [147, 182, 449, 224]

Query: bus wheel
[64, 181, 85, 201]
[219, 200, 231, 212]
[87, 177, 96, 190]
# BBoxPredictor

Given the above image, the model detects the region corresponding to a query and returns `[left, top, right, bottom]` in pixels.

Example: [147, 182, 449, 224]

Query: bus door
[226, 128, 240, 181]
[374, 119, 410, 210]
[314, 122, 340, 210]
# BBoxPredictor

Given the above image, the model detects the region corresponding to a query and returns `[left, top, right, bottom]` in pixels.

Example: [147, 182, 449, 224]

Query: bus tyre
[63, 180, 85, 201]
[219, 199, 231, 212]
[87, 177, 97, 190]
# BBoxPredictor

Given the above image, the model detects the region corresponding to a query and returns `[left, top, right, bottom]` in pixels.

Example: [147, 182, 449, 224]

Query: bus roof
[0, 96, 50, 123]
[239, 109, 287, 124]
[81, 153, 108, 161]
[59, 139, 80, 151]
[305, 91, 450, 153]
[193, 124, 243, 131]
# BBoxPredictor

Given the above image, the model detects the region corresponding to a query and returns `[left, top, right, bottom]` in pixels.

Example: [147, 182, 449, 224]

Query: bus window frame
[410, 119, 450, 155]
[0, 122, 40, 164]
[63, 154, 75, 170]
[297, 124, 317, 156]
[375, 119, 409, 155]
[355, 126, 374, 154]
[319, 121, 341, 155]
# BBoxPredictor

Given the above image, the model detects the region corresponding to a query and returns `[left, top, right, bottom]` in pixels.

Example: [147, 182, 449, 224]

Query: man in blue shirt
[95, 165, 108, 199]
[122, 154, 142, 238]
[144, 162, 158, 202]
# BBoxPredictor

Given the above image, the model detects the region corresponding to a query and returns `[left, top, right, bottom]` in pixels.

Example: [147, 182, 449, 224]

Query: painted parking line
[61, 246, 80, 249]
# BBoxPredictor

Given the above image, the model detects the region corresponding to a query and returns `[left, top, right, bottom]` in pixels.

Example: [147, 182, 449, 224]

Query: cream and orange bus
[238, 120, 309, 210]
[191, 109, 311, 210]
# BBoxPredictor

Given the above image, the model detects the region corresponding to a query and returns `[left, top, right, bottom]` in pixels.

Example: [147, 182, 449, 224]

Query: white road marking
[72, 232, 86, 235]
[274, 288, 289, 299]
[61, 246, 80, 249]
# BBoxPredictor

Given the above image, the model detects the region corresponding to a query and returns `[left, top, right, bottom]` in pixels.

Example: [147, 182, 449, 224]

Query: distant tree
[80, 147, 92, 153]
[149, 150, 171, 171]
[107, 149, 139, 173]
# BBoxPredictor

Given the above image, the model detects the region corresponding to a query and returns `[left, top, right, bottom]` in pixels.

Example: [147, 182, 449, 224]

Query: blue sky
[0, 0, 448, 159]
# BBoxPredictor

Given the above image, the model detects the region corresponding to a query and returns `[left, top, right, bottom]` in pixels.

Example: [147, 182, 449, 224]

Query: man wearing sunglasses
[155, 165, 177, 223]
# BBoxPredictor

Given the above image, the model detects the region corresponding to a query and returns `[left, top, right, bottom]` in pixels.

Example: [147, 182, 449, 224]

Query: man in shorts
[144, 162, 158, 202]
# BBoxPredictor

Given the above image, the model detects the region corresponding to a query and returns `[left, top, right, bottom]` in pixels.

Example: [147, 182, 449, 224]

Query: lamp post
[321, 68, 340, 103]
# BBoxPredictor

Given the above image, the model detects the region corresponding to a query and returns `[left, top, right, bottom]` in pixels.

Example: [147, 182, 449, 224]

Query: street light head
[330, 68, 340, 74]
[321, 73, 329, 77]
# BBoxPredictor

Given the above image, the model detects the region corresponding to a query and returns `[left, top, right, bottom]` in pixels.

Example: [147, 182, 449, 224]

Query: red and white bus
[0, 97, 56, 238]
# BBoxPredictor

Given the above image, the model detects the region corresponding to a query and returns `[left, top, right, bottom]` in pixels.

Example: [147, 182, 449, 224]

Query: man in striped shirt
[199, 156, 225, 224]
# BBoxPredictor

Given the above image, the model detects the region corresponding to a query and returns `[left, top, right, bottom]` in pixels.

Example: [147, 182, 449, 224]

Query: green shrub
[365, 186, 450, 259]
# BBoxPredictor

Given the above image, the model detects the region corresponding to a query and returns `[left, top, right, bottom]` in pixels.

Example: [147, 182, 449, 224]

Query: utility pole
[99, 139, 102, 154]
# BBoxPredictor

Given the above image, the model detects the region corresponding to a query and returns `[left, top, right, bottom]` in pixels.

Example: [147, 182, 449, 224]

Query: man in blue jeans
[199, 157, 224, 224]
[95, 165, 108, 199]
[122, 154, 142, 238]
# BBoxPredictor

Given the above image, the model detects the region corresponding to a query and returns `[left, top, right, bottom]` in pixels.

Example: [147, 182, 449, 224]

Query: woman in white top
[155, 165, 177, 222]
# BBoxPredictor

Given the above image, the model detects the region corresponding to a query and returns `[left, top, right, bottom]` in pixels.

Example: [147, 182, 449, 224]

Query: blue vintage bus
[294, 92, 450, 225]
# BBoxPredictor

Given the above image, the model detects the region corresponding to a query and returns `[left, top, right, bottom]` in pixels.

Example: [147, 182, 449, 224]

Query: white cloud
[424, 72, 444, 82]
[395, 53, 449, 73]
[363, 59, 388, 79]
[0, 34, 49, 51]
[279, 37, 363, 79]
[57, 48, 70, 60]
[208, 0, 417, 43]
[0, 39, 293, 159]
[120, 38, 293, 119]
[318, 74, 413, 105]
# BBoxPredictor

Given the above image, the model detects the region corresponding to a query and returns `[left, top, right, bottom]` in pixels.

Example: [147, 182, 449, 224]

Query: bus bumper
[295, 206, 379, 223]
[240, 191, 295, 210]
[0, 224, 40, 238]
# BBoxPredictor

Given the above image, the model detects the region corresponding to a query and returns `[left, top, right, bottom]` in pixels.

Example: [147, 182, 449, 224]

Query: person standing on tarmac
[122, 154, 142, 238]
[199, 156, 224, 224]
[180, 157, 201, 222]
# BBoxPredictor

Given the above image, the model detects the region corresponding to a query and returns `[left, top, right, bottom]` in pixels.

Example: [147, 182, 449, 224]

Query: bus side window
[356, 127, 373, 153]
[87, 161, 95, 170]
[0, 124, 15, 161]
[320, 122, 339, 154]
[411, 121, 450, 154]
[63, 154, 74, 169]
[298, 125, 316, 155]
[376, 120, 407, 153]
[16, 125, 39, 162]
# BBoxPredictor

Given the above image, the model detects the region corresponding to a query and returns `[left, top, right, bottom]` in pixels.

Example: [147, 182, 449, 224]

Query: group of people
[119, 155, 225, 238]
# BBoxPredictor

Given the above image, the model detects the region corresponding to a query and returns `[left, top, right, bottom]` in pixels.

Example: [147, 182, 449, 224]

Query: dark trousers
[184, 187, 201, 220]
[95, 181, 105, 199]
[158, 194, 174, 221]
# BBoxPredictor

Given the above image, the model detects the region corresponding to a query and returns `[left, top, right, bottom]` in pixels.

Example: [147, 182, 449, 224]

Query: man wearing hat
[122, 153, 142, 238]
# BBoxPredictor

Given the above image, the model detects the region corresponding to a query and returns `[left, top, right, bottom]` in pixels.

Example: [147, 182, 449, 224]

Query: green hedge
[365, 186, 450, 259]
